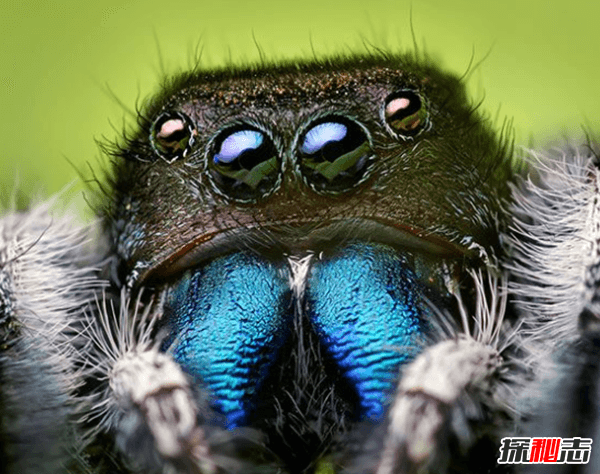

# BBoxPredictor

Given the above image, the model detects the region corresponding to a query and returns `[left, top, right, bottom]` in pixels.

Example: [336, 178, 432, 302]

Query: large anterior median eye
[297, 116, 374, 193]
[208, 126, 281, 202]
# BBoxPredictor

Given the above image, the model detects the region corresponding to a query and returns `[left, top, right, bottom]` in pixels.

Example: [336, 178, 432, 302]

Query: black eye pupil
[150, 112, 196, 162]
[384, 91, 428, 137]
[209, 127, 280, 202]
[297, 117, 373, 193]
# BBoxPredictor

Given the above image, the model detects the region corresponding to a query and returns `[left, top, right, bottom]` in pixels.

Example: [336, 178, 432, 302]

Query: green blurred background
[1, 0, 598, 214]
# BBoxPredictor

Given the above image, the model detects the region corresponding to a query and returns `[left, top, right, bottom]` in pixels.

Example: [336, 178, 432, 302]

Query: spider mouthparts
[141, 218, 468, 285]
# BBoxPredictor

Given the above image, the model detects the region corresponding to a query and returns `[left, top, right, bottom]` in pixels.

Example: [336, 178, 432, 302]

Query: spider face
[102, 55, 512, 472]
[110, 57, 509, 285]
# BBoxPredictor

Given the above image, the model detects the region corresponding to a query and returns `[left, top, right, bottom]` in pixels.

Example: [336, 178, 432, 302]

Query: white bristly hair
[0, 199, 103, 474]
[506, 143, 600, 452]
[508, 144, 600, 344]
[81, 287, 217, 474]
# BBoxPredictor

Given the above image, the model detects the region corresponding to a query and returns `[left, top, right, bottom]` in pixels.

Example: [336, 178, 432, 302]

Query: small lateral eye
[297, 116, 373, 194]
[150, 111, 197, 162]
[208, 126, 280, 202]
[384, 90, 429, 138]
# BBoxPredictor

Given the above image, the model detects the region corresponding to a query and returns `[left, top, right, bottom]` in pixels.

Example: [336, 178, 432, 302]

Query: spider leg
[509, 142, 600, 473]
[341, 269, 518, 474]
[0, 202, 102, 474]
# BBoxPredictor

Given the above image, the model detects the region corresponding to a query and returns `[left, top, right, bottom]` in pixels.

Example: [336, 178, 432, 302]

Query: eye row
[150, 90, 428, 202]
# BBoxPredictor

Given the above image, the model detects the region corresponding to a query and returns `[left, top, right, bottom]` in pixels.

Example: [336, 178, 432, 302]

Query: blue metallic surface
[301, 122, 347, 154]
[165, 243, 427, 428]
[306, 243, 425, 421]
[165, 252, 291, 428]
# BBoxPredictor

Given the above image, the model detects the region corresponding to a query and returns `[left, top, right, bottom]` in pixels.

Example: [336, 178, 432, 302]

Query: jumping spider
[1, 51, 598, 474]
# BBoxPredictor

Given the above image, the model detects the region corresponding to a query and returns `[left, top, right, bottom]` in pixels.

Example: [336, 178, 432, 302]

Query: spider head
[103, 53, 514, 472]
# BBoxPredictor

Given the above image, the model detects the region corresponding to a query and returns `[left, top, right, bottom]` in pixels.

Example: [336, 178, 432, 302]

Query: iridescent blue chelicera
[165, 242, 428, 428]
[306, 243, 426, 421]
[164, 252, 291, 429]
